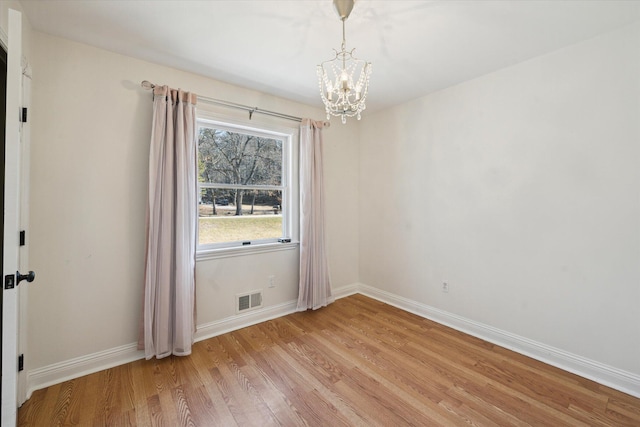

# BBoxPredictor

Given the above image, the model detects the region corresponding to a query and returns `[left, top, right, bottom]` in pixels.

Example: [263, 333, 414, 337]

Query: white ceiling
[19, 0, 640, 112]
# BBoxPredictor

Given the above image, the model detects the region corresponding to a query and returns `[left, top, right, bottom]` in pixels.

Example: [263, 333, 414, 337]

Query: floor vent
[237, 290, 263, 313]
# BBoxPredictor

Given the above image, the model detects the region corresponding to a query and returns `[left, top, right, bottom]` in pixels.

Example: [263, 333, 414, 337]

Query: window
[197, 116, 295, 255]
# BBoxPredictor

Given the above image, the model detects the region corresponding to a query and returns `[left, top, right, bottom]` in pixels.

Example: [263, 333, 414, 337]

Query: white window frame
[196, 112, 299, 260]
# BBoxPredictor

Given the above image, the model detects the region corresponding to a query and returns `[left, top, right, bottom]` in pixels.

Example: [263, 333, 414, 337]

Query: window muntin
[197, 119, 291, 251]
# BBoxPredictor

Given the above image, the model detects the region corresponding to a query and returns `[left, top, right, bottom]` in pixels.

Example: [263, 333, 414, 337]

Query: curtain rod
[141, 80, 306, 123]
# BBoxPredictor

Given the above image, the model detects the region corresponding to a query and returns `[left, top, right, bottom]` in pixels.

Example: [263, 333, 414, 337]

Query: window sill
[196, 241, 299, 261]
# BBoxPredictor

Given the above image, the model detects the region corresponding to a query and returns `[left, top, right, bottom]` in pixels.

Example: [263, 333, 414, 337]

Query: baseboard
[356, 283, 640, 399]
[26, 343, 145, 399]
[194, 299, 298, 342]
[332, 282, 361, 299]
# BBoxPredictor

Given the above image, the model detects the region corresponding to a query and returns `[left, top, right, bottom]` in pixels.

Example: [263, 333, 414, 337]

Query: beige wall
[358, 22, 640, 375]
[27, 31, 359, 370]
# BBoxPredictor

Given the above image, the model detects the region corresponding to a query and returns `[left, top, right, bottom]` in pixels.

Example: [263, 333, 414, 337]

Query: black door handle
[17, 270, 35, 284]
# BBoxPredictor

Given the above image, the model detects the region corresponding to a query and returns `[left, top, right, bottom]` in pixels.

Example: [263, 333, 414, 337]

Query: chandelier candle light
[318, 0, 372, 124]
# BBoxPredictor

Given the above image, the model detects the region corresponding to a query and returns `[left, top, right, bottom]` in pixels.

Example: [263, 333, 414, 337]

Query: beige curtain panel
[297, 119, 334, 311]
[140, 85, 198, 359]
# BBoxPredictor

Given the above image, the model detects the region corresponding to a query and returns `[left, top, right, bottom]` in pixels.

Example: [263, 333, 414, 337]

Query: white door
[2, 8, 23, 427]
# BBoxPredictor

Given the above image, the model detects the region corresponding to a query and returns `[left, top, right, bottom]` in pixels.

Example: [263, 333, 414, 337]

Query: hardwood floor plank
[76, 365, 103, 426]
[566, 402, 632, 427]
[443, 400, 503, 427]
[18, 295, 640, 426]
[92, 367, 127, 425]
[607, 395, 640, 421]
[171, 384, 198, 426]
[268, 344, 373, 426]
[211, 361, 280, 426]
[156, 387, 180, 426]
[445, 383, 532, 427]
[235, 323, 276, 353]
[284, 387, 354, 427]
[601, 403, 640, 427]
[31, 384, 63, 426]
[47, 381, 74, 426]
[188, 340, 223, 385]
[198, 375, 239, 426]
[131, 401, 152, 426]
[61, 376, 92, 426]
[237, 360, 308, 426]
[16, 388, 43, 426]
[260, 316, 306, 343]
[183, 383, 231, 426]
[118, 364, 137, 412]
[285, 337, 344, 387]
[146, 393, 169, 427]
[474, 357, 607, 415]
[336, 368, 437, 426]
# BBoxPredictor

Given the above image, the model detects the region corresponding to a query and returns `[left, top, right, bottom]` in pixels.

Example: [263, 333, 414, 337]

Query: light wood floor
[18, 294, 640, 426]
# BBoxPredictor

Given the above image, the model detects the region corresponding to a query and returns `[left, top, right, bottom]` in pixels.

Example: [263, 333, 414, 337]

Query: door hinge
[4, 274, 16, 290]
[20, 230, 25, 246]
[20, 107, 27, 123]
[18, 354, 24, 372]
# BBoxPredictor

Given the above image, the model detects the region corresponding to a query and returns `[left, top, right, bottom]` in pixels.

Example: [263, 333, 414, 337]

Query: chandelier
[317, 0, 372, 124]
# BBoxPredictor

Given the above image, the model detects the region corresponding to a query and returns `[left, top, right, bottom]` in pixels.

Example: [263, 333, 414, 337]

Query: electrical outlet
[442, 282, 449, 293]
[268, 275, 276, 288]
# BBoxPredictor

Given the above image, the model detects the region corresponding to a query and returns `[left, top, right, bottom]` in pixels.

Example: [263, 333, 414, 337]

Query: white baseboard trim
[27, 343, 145, 399]
[332, 282, 361, 300]
[356, 283, 640, 399]
[26, 282, 639, 401]
[194, 299, 297, 343]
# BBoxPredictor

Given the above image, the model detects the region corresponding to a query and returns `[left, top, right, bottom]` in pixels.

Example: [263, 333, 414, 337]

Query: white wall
[27, 31, 359, 371]
[359, 22, 640, 376]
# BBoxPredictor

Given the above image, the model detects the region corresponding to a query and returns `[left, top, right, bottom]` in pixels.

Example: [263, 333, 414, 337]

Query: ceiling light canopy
[317, 0, 372, 124]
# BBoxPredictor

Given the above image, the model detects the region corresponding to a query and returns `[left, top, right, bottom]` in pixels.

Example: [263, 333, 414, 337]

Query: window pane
[198, 127, 282, 186]
[198, 188, 283, 245]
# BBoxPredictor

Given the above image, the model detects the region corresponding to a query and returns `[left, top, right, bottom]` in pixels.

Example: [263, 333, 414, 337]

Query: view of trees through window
[198, 125, 285, 246]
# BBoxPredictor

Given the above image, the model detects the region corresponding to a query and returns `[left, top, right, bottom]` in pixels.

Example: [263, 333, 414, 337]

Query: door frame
[1, 8, 23, 426]
[17, 57, 31, 406]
